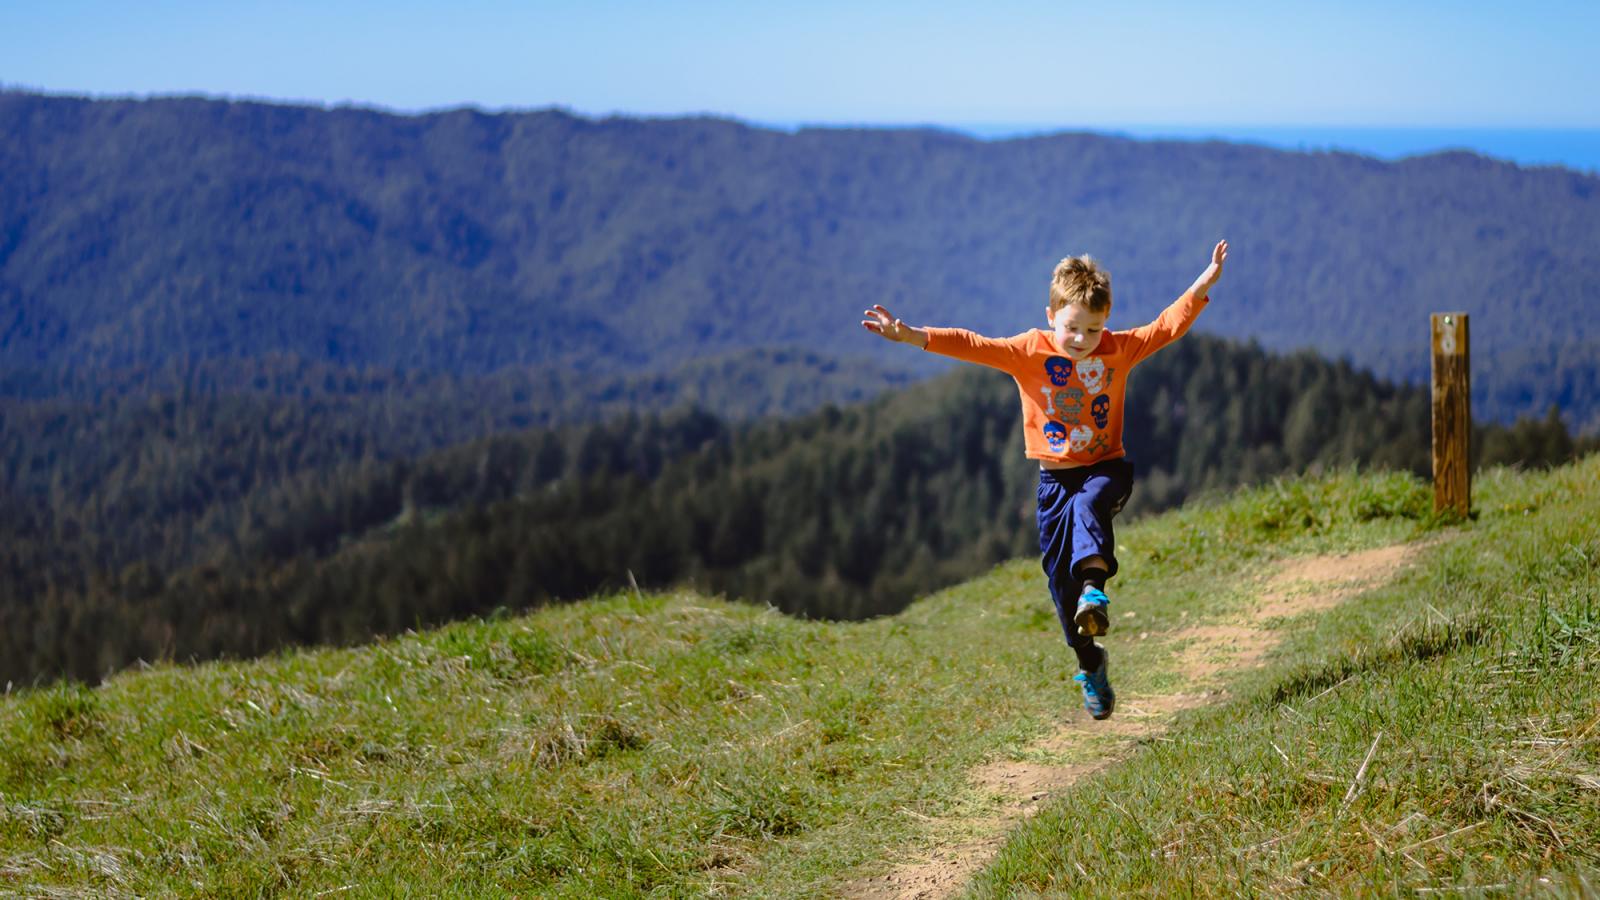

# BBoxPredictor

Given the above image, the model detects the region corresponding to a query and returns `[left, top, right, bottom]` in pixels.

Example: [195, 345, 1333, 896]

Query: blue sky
[4, 1, 1598, 150]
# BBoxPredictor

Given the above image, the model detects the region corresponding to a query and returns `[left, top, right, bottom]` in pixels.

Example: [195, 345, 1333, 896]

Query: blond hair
[1049, 255, 1112, 314]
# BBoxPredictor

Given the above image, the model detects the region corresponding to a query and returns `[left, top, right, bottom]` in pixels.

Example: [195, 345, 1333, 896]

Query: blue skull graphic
[1044, 356, 1073, 387]
[1043, 421, 1068, 453]
[1091, 394, 1111, 428]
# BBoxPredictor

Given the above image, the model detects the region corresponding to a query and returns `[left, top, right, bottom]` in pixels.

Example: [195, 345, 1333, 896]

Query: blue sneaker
[1074, 646, 1115, 720]
[1074, 586, 1110, 637]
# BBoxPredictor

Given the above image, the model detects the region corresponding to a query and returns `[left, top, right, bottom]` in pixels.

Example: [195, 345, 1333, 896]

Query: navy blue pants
[1038, 458, 1134, 649]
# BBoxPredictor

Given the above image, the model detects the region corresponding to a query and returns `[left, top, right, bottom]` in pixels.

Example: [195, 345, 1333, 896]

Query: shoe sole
[1075, 604, 1109, 637]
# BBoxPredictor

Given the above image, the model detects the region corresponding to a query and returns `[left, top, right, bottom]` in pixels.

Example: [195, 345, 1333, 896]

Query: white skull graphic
[1068, 424, 1093, 453]
[1078, 357, 1106, 393]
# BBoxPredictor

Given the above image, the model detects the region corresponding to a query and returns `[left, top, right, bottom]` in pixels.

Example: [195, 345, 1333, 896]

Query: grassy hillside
[2, 455, 1597, 896]
[974, 457, 1600, 896]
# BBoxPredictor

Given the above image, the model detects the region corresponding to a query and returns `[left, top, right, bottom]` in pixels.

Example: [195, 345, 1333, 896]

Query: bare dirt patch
[1252, 542, 1416, 619]
[841, 542, 1425, 900]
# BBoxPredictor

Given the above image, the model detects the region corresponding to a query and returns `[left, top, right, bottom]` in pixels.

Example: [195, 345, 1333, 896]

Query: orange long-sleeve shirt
[923, 291, 1209, 466]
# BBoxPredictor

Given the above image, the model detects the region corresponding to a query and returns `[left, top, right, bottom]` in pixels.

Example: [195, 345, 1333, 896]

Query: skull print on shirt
[1068, 424, 1093, 453]
[1091, 394, 1111, 428]
[1044, 356, 1073, 386]
[1043, 421, 1068, 453]
[1077, 357, 1107, 393]
[1038, 386, 1086, 423]
[1058, 387, 1085, 423]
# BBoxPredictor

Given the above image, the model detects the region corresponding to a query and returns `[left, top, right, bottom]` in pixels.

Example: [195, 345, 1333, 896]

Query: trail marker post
[1431, 312, 1470, 517]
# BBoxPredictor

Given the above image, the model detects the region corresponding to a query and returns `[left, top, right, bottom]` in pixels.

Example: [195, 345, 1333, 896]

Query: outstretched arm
[1122, 240, 1229, 366]
[861, 304, 930, 349]
[1185, 239, 1229, 300]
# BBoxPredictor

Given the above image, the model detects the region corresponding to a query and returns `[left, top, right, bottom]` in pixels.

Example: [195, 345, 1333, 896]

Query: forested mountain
[1, 91, 1597, 430]
[2, 90, 1594, 687]
[4, 330, 1586, 686]
[0, 345, 903, 593]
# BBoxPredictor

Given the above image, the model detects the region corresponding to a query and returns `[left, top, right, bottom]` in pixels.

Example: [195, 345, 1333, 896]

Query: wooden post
[1431, 312, 1470, 516]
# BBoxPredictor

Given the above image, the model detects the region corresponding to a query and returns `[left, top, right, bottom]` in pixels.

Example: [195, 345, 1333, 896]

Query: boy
[861, 240, 1228, 719]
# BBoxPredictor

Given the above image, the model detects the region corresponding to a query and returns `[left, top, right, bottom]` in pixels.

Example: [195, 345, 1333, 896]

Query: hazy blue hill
[1, 91, 1597, 429]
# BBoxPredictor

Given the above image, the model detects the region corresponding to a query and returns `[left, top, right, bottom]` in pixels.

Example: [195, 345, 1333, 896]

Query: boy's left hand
[1197, 239, 1228, 295]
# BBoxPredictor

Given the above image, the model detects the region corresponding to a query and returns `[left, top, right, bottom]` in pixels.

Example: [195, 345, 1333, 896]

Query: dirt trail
[842, 542, 1423, 900]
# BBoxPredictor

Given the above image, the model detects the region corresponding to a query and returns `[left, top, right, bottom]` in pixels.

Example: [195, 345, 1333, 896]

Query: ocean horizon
[1059, 125, 1600, 175]
[968, 124, 1600, 176]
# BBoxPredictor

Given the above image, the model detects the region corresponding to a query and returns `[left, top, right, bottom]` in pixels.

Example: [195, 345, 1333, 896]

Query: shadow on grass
[1260, 612, 1497, 707]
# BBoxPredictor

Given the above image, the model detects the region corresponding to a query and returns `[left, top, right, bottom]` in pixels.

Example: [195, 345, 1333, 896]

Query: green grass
[2, 458, 1594, 896]
[973, 456, 1600, 897]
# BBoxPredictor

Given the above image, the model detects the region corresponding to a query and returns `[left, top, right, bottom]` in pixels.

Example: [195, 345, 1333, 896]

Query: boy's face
[1048, 304, 1109, 360]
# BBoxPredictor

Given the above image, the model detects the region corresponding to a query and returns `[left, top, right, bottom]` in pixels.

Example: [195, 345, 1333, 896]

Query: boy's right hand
[862, 305, 928, 347]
